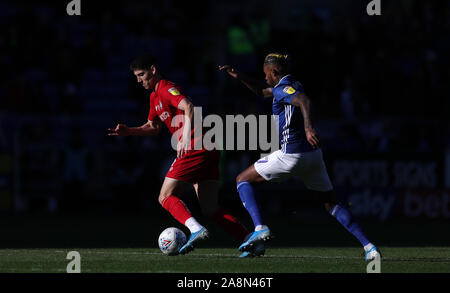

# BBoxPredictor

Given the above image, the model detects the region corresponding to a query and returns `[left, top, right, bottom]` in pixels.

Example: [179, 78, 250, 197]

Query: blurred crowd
[0, 0, 449, 214]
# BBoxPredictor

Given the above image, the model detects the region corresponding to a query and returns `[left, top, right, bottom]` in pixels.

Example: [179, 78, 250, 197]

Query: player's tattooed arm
[290, 92, 313, 128]
[218, 65, 273, 98]
[290, 92, 320, 148]
[108, 119, 161, 136]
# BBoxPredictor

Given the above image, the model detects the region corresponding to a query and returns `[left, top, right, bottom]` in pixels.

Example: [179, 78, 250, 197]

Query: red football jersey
[148, 79, 192, 142]
[148, 79, 220, 183]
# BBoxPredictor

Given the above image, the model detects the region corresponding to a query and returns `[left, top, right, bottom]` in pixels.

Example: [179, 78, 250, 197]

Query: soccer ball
[158, 227, 187, 256]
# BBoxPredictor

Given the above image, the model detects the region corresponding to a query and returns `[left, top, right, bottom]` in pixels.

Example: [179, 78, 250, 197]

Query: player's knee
[236, 172, 247, 184]
[158, 193, 170, 206]
[236, 167, 264, 184]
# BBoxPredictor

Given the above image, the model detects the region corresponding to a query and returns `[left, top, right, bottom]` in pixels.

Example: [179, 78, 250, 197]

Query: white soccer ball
[158, 227, 187, 256]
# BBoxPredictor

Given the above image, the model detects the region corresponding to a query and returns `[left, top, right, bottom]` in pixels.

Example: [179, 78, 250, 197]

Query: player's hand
[218, 65, 239, 79]
[177, 138, 190, 159]
[108, 124, 130, 136]
[305, 127, 320, 149]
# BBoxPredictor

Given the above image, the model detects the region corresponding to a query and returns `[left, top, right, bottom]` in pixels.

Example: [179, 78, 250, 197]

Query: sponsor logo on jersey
[168, 87, 181, 96]
[160, 111, 170, 121]
[283, 86, 296, 95]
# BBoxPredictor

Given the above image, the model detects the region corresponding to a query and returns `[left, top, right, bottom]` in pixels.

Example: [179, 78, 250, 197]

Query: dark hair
[264, 53, 290, 74]
[129, 54, 158, 71]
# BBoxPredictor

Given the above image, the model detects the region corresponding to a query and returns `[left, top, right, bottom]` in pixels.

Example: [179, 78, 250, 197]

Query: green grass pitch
[1, 247, 449, 273]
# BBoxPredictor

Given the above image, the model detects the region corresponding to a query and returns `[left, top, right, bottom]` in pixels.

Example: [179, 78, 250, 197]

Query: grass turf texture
[1, 247, 449, 273]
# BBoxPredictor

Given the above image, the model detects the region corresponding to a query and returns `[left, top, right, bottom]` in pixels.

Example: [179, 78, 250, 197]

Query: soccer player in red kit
[108, 54, 251, 256]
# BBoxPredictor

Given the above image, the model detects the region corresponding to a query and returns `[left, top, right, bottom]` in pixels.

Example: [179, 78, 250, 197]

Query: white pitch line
[2, 250, 450, 263]
[34, 250, 450, 262]
[53, 250, 364, 260]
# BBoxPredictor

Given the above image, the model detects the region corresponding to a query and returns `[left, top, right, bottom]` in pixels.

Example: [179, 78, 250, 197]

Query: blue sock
[330, 204, 371, 247]
[237, 181, 264, 228]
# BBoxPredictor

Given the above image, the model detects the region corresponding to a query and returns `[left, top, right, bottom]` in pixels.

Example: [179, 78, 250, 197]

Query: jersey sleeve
[276, 83, 305, 104]
[160, 85, 187, 109]
[147, 95, 157, 122]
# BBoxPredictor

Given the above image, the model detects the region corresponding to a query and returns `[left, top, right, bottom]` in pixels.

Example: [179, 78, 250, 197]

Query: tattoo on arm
[292, 93, 313, 129]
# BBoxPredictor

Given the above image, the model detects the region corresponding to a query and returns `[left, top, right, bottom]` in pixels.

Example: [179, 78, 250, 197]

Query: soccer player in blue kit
[219, 53, 381, 260]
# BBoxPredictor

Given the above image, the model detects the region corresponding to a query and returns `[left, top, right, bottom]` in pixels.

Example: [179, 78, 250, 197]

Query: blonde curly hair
[264, 53, 290, 73]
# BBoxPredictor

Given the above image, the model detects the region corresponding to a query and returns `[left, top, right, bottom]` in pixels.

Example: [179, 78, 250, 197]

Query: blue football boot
[239, 240, 265, 258]
[238, 228, 272, 252]
[178, 227, 209, 255]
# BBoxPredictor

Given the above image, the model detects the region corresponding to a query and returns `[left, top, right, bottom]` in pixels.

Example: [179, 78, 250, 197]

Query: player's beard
[145, 77, 158, 91]
[142, 81, 151, 90]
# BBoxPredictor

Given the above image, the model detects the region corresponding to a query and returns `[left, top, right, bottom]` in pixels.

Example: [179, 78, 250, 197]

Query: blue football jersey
[271, 75, 315, 154]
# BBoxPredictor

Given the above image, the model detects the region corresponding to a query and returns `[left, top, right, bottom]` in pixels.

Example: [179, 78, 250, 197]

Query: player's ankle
[185, 217, 203, 233]
[255, 225, 269, 231]
[364, 243, 375, 252]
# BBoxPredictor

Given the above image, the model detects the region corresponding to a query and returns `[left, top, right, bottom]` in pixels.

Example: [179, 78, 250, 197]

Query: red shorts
[165, 149, 220, 183]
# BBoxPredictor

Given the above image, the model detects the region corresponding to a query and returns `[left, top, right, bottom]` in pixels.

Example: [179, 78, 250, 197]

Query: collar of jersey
[273, 74, 291, 88]
[154, 79, 167, 94]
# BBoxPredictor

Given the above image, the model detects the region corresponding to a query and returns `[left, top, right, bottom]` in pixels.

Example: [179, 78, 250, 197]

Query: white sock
[185, 217, 203, 233]
[255, 225, 269, 231]
[364, 243, 375, 252]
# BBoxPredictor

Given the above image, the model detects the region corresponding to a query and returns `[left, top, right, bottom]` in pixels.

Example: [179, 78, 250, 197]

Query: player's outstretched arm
[108, 120, 161, 137]
[290, 92, 320, 149]
[218, 65, 273, 98]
